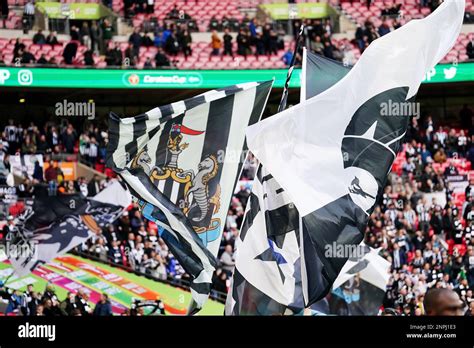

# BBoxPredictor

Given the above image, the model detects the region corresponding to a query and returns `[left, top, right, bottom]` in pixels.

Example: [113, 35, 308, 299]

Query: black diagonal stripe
[300, 220, 331, 306]
[125, 113, 148, 162]
[261, 174, 274, 183]
[276, 188, 284, 194]
[126, 167, 217, 269]
[189, 281, 211, 295]
[239, 191, 260, 242]
[196, 94, 235, 214]
[214, 85, 243, 95]
[264, 203, 299, 238]
[184, 94, 206, 110]
[256, 164, 263, 183]
[106, 112, 121, 170]
[147, 124, 160, 140]
[158, 103, 174, 120]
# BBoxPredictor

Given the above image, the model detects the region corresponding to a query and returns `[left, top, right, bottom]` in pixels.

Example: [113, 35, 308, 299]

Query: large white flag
[245, 0, 464, 307]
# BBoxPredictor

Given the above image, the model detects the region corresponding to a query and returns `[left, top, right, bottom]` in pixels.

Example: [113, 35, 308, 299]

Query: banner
[446, 174, 469, 193]
[260, 3, 336, 20]
[36, 2, 110, 20]
[0, 64, 472, 90]
[10, 155, 43, 179]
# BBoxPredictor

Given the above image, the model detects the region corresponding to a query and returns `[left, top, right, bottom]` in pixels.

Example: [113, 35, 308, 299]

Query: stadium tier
[0, 0, 472, 69]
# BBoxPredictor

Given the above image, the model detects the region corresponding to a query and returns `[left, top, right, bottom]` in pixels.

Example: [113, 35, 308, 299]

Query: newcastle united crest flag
[107, 81, 273, 310]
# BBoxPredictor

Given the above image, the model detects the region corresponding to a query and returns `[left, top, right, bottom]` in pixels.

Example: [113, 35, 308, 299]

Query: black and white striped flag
[107, 81, 273, 310]
[225, 51, 351, 315]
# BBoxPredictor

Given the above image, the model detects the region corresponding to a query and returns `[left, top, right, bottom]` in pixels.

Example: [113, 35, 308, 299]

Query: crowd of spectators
[0, 119, 108, 182]
[0, 283, 114, 316]
[0, 117, 255, 301]
[0, 281, 165, 316]
[1, 103, 474, 314]
[362, 106, 474, 316]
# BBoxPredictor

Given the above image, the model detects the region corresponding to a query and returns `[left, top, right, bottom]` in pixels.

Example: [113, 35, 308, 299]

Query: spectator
[84, 50, 94, 66]
[93, 294, 113, 316]
[155, 47, 170, 67]
[220, 244, 235, 276]
[164, 30, 179, 56]
[37, 54, 48, 65]
[424, 288, 464, 316]
[129, 27, 142, 58]
[282, 49, 293, 66]
[179, 29, 192, 58]
[63, 41, 78, 65]
[32, 160, 43, 182]
[468, 37, 474, 60]
[101, 19, 114, 53]
[23, 0, 34, 31]
[46, 31, 59, 46]
[32, 30, 46, 45]
[223, 28, 233, 57]
[0, 0, 8, 28]
[80, 22, 92, 49]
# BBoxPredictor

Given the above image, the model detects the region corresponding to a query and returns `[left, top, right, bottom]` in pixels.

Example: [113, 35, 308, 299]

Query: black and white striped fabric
[107, 81, 273, 310]
[225, 165, 308, 315]
[226, 52, 353, 315]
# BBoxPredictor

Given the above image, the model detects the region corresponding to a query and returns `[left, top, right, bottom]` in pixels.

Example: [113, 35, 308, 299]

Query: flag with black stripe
[8, 180, 130, 276]
[107, 81, 273, 310]
[226, 52, 350, 315]
[228, 1, 464, 315]
[329, 244, 391, 315]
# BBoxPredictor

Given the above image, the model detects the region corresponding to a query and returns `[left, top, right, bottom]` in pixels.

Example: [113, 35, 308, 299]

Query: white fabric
[246, 0, 465, 217]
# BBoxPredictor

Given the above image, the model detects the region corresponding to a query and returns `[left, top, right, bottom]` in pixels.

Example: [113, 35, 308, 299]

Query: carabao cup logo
[128, 74, 140, 85]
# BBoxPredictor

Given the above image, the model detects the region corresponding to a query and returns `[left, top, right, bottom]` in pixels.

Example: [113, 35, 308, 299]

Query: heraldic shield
[132, 122, 222, 245]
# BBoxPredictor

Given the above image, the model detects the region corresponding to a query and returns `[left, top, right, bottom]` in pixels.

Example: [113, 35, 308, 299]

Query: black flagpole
[278, 24, 305, 113]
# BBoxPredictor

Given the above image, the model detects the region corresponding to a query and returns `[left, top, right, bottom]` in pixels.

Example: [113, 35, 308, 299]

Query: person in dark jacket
[75, 289, 92, 315]
[59, 292, 78, 316]
[84, 50, 94, 66]
[46, 31, 59, 45]
[430, 207, 444, 235]
[32, 29, 46, 44]
[93, 293, 113, 316]
[128, 27, 142, 57]
[32, 160, 43, 182]
[5, 290, 22, 314]
[223, 27, 233, 57]
[63, 41, 78, 64]
[87, 174, 101, 196]
[155, 47, 170, 67]
[1, 0, 8, 28]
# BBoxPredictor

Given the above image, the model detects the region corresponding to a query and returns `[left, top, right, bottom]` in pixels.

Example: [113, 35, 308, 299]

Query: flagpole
[278, 24, 304, 113]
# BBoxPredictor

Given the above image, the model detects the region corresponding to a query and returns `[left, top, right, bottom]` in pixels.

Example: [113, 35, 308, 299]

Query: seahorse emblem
[184, 155, 220, 222]
[131, 146, 152, 174]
